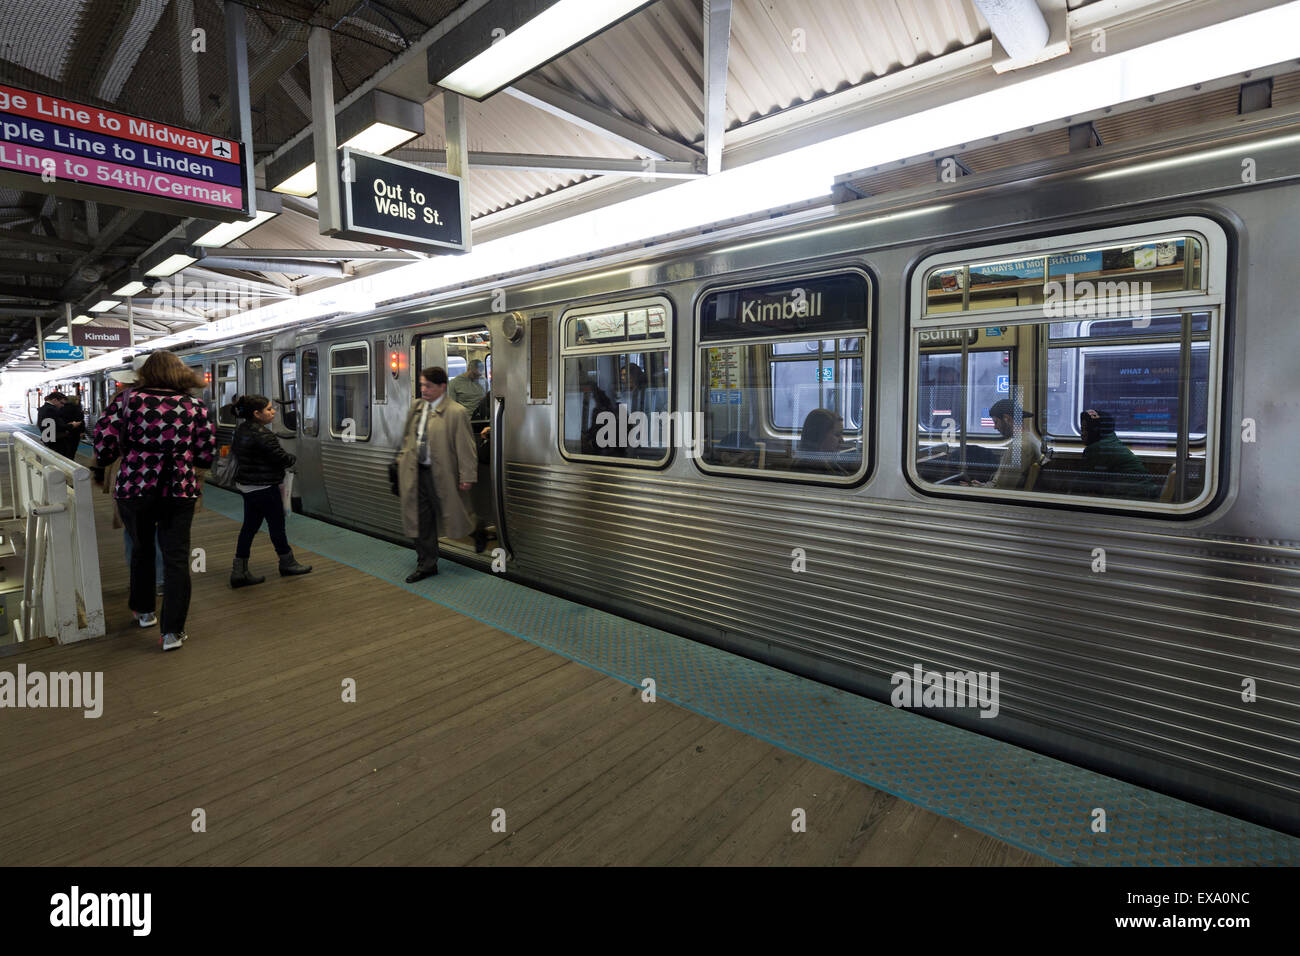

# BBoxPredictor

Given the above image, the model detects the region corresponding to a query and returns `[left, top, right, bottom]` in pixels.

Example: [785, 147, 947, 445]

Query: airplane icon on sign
[212, 140, 232, 159]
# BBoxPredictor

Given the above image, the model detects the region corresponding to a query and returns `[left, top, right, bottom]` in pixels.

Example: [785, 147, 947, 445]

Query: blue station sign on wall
[41, 342, 85, 361]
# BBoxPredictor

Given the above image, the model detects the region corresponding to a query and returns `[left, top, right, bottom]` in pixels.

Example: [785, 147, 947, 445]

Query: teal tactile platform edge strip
[200, 485, 1300, 866]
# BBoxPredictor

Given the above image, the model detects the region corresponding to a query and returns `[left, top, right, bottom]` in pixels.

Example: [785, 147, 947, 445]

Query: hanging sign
[0, 83, 249, 220]
[71, 324, 131, 348]
[41, 342, 85, 361]
[335, 148, 468, 254]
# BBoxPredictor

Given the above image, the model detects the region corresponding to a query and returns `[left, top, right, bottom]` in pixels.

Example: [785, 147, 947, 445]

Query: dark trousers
[118, 496, 196, 635]
[414, 465, 440, 571]
[236, 486, 290, 558]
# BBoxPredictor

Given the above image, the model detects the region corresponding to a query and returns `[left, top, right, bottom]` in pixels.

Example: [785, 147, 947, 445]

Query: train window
[909, 218, 1226, 513]
[280, 355, 297, 405]
[925, 236, 1204, 315]
[559, 298, 672, 465]
[245, 356, 264, 397]
[215, 361, 238, 425]
[695, 271, 870, 482]
[302, 349, 319, 437]
[329, 341, 370, 441]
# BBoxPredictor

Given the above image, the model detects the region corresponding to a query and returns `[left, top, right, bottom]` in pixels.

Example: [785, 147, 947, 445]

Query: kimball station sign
[0, 84, 249, 220]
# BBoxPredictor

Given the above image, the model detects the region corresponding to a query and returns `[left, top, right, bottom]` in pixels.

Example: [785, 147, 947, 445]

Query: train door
[414, 328, 497, 559]
[292, 346, 330, 516]
[269, 348, 299, 446]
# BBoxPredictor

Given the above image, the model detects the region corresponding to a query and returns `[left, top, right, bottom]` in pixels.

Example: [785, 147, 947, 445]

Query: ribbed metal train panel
[505, 462, 1300, 815]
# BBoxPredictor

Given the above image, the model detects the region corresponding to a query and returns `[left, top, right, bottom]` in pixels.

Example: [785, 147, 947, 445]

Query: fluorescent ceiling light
[146, 253, 197, 278]
[273, 124, 423, 197]
[72, 315, 94, 325]
[434, 0, 654, 99]
[269, 92, 424, 196]
[89, 300, 118, 312]
[273, 163, 318, 198]
[192, 209, 278, 247]
[345, 122, 418, 156]
[113, 280, 148, 296]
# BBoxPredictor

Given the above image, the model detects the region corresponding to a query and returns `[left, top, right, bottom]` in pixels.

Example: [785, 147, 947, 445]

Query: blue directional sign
[42, 341, 85, 361]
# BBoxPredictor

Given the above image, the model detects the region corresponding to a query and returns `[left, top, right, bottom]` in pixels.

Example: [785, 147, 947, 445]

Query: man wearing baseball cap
[1074, 408, 1157, 499]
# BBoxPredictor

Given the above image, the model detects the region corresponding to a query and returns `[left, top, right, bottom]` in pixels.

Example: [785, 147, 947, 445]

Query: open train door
[268, 333, 306, 512]
[414, 327, 502, 562]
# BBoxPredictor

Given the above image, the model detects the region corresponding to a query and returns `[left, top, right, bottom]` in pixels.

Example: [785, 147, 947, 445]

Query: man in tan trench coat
[394, 366, 479, 582]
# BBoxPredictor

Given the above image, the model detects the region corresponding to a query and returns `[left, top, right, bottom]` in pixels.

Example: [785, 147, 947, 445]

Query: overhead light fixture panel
[429, 0, 657, 100]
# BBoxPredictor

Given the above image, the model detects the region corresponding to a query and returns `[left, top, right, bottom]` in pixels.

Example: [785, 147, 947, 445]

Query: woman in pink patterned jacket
[93, 351, 215, 652]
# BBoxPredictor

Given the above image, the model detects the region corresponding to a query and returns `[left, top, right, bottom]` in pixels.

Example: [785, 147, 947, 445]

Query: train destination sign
[336, 148, 467, 253]
[71, 324, 130, 348]
[700, 273, 869, 341]
[0, 83, 249, 221]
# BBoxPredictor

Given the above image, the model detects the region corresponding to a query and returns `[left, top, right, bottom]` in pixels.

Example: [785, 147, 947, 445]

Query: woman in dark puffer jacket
[226, 394, 312, 587]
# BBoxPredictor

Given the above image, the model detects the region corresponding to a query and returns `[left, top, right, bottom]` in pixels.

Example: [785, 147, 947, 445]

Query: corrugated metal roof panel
[408, 91, 640, 217]
[535, 0, 993, 143]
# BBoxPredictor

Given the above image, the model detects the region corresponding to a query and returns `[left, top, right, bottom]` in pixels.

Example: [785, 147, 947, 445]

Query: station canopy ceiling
[0, 0, 1283, 370]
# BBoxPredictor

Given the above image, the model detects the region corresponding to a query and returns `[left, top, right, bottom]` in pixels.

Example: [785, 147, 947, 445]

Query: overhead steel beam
[972, 0, 1050, 60]
[504, 77, 703, 165]
[444, 92, 472, 250]
[0, 230, 93, 254]
[310, 27, 342, 234]
[0, 283, 58, 301]
[192, 255, 346, 276]
[0, 259, 77, 276]
[390, 148, 702, 178]
[195, 248, 417, 260]
[703, 0, 732, 176]
[226, 0, 258, 219]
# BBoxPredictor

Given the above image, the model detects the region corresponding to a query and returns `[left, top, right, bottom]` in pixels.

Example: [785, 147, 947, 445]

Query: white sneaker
[161, 632, 183, 651]
[137, 612, 157, 628]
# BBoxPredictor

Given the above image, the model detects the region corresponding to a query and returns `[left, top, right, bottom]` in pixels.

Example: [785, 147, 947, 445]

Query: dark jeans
[236, 486, 290, 558]
[117, 496, 197, 635]
[415, 465, 439, 571]
[123, 529, 165, 589]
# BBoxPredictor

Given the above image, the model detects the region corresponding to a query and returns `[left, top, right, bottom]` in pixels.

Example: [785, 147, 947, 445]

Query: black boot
[278, 551, 312, 576]
[230, 557, 265, 588]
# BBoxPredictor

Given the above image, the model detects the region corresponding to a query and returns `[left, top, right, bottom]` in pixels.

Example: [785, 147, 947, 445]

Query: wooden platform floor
[0, 483, 1050, 866]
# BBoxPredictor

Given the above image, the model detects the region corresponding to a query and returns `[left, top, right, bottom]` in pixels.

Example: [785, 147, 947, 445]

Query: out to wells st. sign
[335, 148, 468, 254]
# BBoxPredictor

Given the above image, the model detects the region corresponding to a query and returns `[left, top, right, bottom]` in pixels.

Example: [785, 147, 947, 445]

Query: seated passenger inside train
[967, 399, 1041, 490]
[1070, 408, 1158, 499]
[794, 408, 852, 476]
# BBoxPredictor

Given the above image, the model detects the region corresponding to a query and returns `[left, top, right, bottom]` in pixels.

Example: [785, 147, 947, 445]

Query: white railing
[5, 429, 104, 644]
[0, 428, 16, 520]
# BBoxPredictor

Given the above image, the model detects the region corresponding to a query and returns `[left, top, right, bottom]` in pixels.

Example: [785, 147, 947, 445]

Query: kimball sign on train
[0, 84, 249, 221]
[336, 148, 468, 254]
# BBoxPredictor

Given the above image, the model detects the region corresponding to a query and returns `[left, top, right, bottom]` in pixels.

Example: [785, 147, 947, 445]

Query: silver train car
[93, 112, 1300, 836]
